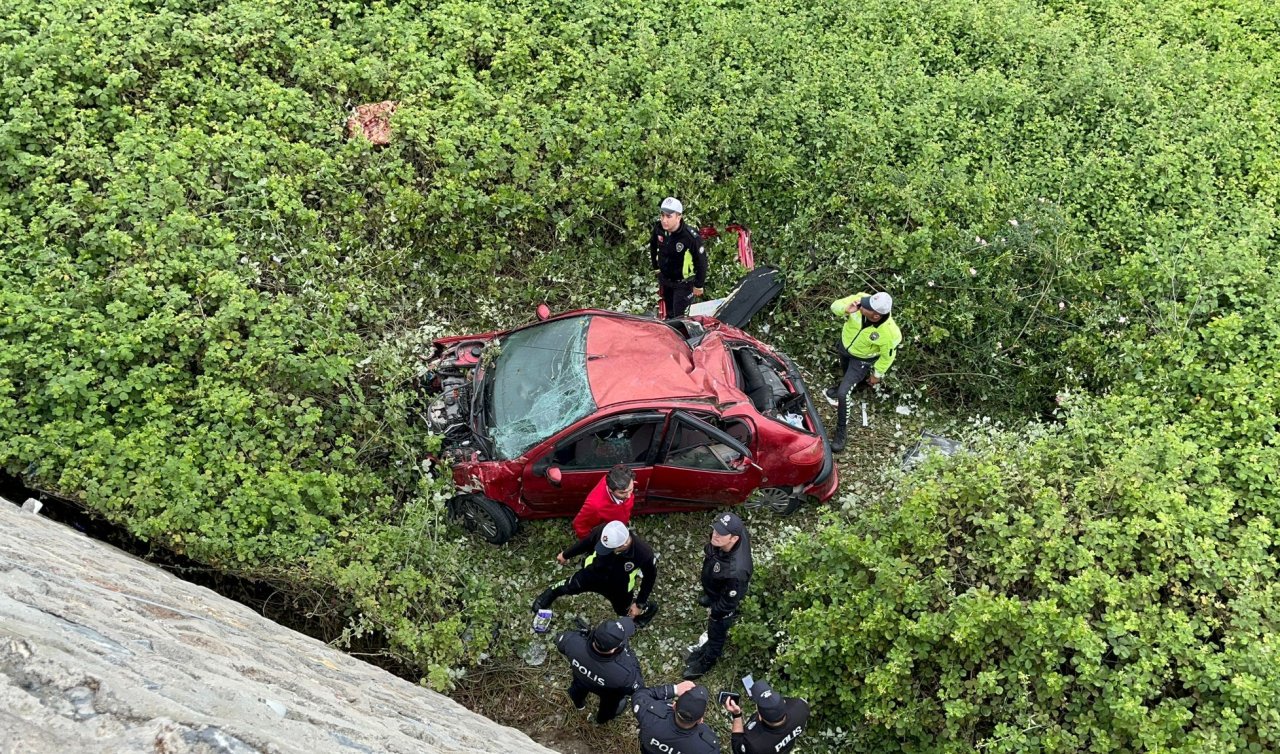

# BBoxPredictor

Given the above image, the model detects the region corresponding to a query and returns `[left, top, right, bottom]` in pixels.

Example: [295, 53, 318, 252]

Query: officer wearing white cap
[649, 196, 708, 319]
[825, 290, 903, 452]
[684, 512, 752, 679]
[633, 681, 719, 754]
[724, 679, 810, 753]
[555, 616, 644, 724]
[531, 521, 660, 625]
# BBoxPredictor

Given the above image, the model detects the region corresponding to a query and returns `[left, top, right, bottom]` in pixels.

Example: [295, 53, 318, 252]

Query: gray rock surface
[0, 499, 559, 754]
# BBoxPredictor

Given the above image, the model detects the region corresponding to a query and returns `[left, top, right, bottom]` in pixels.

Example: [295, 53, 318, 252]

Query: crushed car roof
[585, 315, 744, 409]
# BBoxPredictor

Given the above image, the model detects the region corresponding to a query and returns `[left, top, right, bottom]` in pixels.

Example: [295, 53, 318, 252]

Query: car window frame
[533, 410, 667, 473]
[656, 410, 754, 472]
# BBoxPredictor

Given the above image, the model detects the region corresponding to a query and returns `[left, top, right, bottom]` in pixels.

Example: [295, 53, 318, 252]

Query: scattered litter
[894, 405, 911, 416]
[900, 432, 964, 470]
[263, 699, 287, 719]
[860, 402, 868, 427]
[346, 100, 398, 145]
[21, 498, 42, 515]
[686, 632, 709, 654]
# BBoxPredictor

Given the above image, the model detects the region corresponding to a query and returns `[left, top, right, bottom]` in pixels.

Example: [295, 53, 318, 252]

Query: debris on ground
[346, 101, 398, 145]
[900, 431, 964, 470]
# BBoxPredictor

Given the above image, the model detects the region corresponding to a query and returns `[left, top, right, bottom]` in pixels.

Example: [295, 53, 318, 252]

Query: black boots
[831, 428, 846, 453]
[682, 649, 717, 680]
[531, 589, 555, 613]
[635, 601, 661, 628]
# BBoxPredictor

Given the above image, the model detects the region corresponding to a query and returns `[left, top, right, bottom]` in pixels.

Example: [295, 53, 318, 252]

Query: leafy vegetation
[1, 0, 1277, 748]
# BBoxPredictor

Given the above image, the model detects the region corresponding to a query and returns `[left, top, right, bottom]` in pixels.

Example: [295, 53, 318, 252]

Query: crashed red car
[424, 283, 837, 543]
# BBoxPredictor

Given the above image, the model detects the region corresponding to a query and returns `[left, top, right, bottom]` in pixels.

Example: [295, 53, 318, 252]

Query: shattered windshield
[489, 316, 597, 459]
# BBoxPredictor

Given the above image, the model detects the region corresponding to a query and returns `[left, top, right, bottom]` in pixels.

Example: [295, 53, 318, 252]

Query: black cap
[675, 685, 708, 721]
[592, 616, 636, 651]
[711, 512, 744, 537]
[749, 680, 786, 723]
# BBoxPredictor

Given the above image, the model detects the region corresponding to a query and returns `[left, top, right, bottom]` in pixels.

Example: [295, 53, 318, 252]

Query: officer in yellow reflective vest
[824, 291, 902, 452]
[649, 197, 708, 319]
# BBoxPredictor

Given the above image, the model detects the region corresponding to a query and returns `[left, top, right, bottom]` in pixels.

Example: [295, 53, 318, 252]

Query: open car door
[643, 411, 763, 512]
[688, 266, 784, 330]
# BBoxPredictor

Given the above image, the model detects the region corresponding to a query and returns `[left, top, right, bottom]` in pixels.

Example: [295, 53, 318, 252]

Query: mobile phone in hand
[718, 691, 741, 707]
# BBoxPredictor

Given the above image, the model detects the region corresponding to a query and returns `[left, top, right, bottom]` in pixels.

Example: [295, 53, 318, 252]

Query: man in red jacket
[573, 465, 636, 540]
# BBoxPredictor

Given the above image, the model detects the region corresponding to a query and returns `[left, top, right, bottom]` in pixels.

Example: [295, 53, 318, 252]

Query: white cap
[660, 197, 684, 215]
[598, 520, 631, 551]
[867, 291, 893, 315]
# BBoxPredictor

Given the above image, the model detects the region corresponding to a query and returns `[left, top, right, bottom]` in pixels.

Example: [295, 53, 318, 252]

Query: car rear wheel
[744, 487, 804, 516]
[447, 494, 518, 544]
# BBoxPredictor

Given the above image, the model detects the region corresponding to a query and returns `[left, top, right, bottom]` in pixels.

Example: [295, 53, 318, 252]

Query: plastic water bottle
[532, 609, 553, 634]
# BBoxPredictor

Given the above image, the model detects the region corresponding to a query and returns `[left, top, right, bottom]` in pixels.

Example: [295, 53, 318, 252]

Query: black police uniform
[555, 627, 644, 724]
[649, 220, 708, 319]
[633, 685, 719, 754]
[533, 523, 658, 615]
[694, 526, 752, 667]
[732, 697, 810, 754]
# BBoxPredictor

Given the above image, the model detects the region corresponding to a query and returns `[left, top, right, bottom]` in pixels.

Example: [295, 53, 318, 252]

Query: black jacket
[700, 528, 752, 619]
[732, 697, 810, 754]
[563, 523, 659, 605]
[633, 684, 719, 754]
[555, 628, 644, 694]
[649, 221, 708, 287]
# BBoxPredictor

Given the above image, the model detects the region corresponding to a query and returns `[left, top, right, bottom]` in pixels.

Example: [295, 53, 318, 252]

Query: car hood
[586, 316, 741, 408]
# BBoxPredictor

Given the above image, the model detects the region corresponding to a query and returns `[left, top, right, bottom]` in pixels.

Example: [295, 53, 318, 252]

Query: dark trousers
[700, 611, 739, 663]
[833, 337, 876, 434]
[540, 569, 633, 616]
[569, 678, 629, 724]
[661, 278, 695, 319]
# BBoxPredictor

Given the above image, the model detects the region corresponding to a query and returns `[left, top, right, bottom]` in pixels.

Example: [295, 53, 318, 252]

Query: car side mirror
[546, 466, 563, 486]
[535, 303, 552, 321]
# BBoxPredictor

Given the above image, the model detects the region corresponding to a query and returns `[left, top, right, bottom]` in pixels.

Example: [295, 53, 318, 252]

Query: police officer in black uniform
[555, 616, 644, 724]
[649, 196, 708, 319]
[532, 521, 660, 625]
[725, 679, 810, 754]
[684, 511, 752, 679]
[633, 681, 719, 754]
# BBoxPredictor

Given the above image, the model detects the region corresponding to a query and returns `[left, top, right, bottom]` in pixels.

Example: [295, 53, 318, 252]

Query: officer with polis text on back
[724, 679, 810, 754]
[633, 680, 719, 754]
[555, 616, 644, 724]
[649, 196, 708, 319]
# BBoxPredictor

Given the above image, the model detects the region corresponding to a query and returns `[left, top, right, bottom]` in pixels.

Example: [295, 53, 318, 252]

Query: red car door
[643, 411, 763, 512]
[519, 412, 665, 515]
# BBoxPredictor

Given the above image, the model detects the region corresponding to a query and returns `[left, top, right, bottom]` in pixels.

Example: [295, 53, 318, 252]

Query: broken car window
[489, 316, 597, 459]
[551, 416, 662, 470]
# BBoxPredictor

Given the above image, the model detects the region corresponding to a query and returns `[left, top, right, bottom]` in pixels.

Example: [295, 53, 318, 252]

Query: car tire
[447, 494, 518, 544]
[745, 487, 804, 516]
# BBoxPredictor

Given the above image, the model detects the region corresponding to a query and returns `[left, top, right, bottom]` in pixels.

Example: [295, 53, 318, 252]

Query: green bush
[1, 0, 1277, 704]
[747, 269, 1280, 750]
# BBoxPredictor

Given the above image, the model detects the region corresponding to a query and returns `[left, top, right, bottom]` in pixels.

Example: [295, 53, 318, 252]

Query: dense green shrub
[1, 0, 1276, 704]
[746, 266, 1280, 750]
